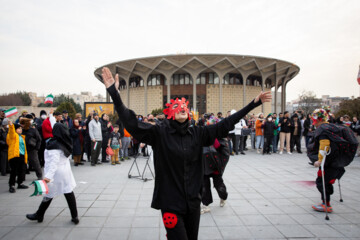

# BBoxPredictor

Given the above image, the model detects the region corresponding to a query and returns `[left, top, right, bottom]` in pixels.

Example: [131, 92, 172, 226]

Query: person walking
[26, 123, 79, 224]
[101, 67, 271, 239]
[89, 113, 102, 166]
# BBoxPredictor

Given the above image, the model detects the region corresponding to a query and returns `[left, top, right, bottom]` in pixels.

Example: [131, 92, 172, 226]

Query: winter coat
[234, 119, 247, 135]
[100, 118, 112, 141]
[107, 83, 262, 214]
[63, 116, 73, 129]
[23, 127, 42, 151]
[6, 124, 28, 163]
[0, 126, 8, 152]
[279, 117, 291, 133]
[89, 119, 102, 141]
[350, 121, 360, 135]
[262, 121, 276, 137]
[44, 149, 76, 198]
[69, 127, 84, 155]
[303, 118, 312, 136]
[42, 118, 53, 140]
[255, 119, 264, 136]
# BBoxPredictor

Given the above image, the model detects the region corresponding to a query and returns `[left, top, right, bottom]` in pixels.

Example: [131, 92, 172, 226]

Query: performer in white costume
[26, 123, 79, 224]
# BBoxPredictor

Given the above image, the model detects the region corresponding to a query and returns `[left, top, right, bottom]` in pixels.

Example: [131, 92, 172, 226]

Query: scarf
[169, 119, 190, 136]
[46, 123, 73, 157]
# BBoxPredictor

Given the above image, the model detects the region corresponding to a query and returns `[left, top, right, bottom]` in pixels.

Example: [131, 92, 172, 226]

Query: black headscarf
[46, 123, 73, 157]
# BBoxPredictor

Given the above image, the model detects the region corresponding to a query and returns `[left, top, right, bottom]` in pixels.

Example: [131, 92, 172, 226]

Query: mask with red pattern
[163, 98, 190, 120]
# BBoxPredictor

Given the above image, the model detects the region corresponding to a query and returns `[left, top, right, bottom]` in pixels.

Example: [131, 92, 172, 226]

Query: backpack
[203, 138, 230, 175]
[307, 123, 359, 168]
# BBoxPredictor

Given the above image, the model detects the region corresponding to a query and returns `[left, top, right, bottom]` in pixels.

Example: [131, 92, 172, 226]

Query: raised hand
[102, 67, 115, 88]
[115, 74, 120, 90]
[255, 91, 272, 104]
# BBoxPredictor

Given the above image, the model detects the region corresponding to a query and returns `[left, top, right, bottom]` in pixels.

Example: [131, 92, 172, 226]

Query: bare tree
[297, 90, 322, 115]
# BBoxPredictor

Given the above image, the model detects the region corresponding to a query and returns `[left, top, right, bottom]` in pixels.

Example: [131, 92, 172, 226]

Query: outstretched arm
[102, 67, 156, 145]
[202, 91, 271, 146]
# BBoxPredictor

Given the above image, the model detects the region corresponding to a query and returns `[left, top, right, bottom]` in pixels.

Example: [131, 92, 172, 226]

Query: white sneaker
[279, 151, 283, 154]
[201, 205, 211, 214]
[220, 199, 226, 207]
[257, 149, 260, 154]
[288, 152, 292, 155]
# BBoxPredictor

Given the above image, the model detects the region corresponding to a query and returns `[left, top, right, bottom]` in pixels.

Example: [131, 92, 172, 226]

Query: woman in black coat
[101, 67, 271, 240]
[70, 119, 84, 166]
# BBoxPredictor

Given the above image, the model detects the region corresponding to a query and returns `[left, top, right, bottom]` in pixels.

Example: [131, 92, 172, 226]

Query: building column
[126, 76, 130, 107]
[281, 81, 287, 112]
[191, 74, 197, 111]
[164, 74, 172, 103]
[242, 73, 250, 108]
[274, 76, 279, 113]
[218, 73, 224, 113]
[106, 92, 110, 102]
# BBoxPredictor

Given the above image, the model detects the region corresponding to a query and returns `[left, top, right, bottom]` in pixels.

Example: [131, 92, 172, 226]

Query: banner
[84, 102, 114, 117]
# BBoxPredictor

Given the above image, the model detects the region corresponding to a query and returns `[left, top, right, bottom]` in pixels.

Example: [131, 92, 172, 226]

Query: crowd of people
[0, 84, 359, 238]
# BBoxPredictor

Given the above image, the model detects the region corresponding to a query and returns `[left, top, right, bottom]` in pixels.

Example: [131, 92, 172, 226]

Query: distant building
[29, 92, 106, 108]
[321, 95, 349, 113]
[69, 92, 106, 108]
[94, 54, 300, 115]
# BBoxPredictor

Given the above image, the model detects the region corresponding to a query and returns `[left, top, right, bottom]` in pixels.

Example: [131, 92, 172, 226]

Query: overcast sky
[0, 0, 359, 101]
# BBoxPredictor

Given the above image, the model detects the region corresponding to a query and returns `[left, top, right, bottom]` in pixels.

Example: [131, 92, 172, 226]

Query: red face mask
[163, 98, 190, 120]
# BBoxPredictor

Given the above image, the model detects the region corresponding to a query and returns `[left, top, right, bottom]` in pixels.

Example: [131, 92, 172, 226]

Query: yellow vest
[6, 124, 28, 164]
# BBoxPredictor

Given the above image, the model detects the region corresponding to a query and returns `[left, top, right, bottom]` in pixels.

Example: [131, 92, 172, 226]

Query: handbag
[241, 128, 251, 136]
[106, 146, 114, 156]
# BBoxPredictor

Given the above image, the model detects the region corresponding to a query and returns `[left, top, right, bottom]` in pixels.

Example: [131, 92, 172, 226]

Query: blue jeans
[250, 132, 256, 149]
[272, 135, 278, 153]
[255, 135, 264, 149]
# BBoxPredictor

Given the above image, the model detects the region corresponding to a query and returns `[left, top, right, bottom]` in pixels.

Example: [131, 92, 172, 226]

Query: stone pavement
[0, 149, 360, 240]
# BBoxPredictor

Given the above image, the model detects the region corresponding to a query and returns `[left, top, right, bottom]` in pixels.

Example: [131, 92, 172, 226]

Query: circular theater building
[94, 54, 299, 116]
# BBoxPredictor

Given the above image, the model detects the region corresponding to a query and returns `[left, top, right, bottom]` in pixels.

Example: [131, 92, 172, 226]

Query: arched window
[147, 75, 162, 86]
[119, 80, 127, 90]
[223, 73, 243, 85]
[129, 76, 143, 88]
[171, 74, 193, 85]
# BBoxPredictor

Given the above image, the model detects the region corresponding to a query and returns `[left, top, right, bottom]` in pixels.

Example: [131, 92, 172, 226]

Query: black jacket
[0, 127, 8, 152]
[23, 127, 42, 151]
[279, 117, 291, 133]
[100, 118, 112, 141]
[70, 127, 84, 155]
[303, 118, 312, 136]
[107, 84, 262, 214]
[262, 121, 276, 137]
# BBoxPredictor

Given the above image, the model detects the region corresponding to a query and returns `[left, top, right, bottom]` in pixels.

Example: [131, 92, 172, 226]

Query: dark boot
[64, 192, 79, 224]
[26, 198, 52, 222]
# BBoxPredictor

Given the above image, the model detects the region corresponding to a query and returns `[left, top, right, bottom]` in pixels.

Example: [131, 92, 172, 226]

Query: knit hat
[14, 123, 21, 130]
[1, 118, 9, 126]
[267, 113, 272, 118]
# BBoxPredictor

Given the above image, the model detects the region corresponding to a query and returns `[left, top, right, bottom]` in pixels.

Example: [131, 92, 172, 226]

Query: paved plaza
[0, 148, 360, 240]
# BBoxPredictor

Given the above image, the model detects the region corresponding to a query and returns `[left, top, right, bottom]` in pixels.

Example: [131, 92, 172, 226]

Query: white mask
[268, 117, 272, 121]
[41, 115, 46, 120]
[30, 120, 34, 124]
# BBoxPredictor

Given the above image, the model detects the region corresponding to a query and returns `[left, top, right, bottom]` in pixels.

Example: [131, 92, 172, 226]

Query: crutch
[320, 146, 330, 220]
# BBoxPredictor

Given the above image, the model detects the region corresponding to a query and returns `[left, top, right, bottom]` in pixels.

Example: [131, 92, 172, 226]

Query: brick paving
[0, 148, 360, 240]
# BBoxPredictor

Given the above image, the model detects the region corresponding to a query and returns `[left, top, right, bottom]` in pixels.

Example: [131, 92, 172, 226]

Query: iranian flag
[4, 107, 18, 118]
[44, 94, 54, 104]
[357, 65, 360, 85]
[30, 180, 49, 197]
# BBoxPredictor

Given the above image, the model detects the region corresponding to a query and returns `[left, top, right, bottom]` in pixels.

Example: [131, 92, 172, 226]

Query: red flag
[358, 65, 360, 85]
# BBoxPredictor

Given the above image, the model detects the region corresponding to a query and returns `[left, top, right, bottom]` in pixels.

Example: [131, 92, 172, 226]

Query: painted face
[163, 98, 190, 120]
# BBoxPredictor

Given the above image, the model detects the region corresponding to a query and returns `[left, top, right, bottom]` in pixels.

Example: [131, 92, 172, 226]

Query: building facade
[94, 54, 300, 115]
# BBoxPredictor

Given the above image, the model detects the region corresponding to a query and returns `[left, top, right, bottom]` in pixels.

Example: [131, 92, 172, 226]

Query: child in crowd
[108, 124, 122, 165]
[6, 121, 29, 193]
